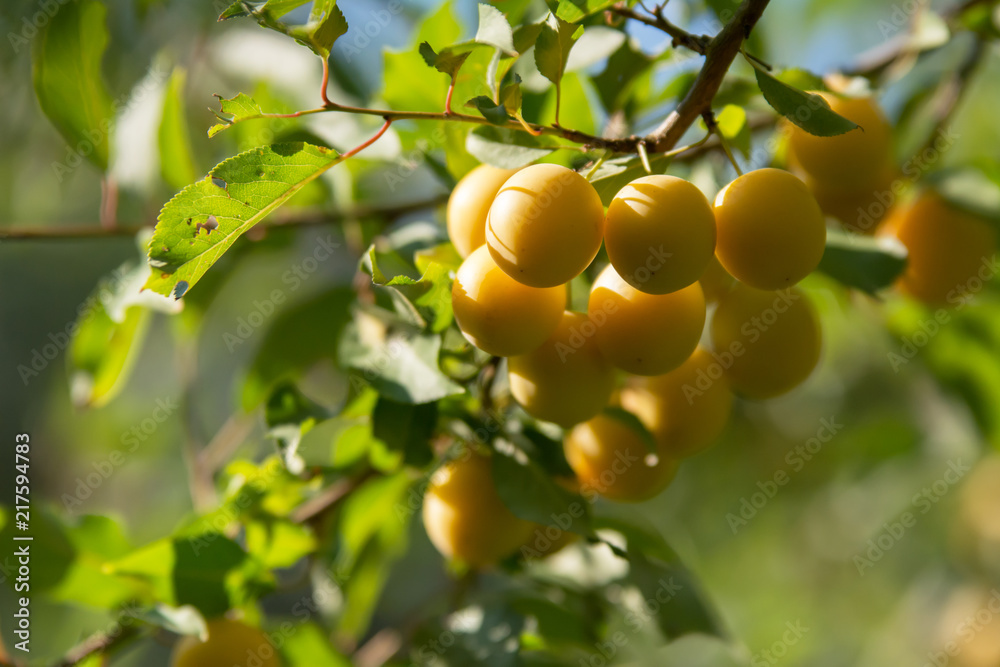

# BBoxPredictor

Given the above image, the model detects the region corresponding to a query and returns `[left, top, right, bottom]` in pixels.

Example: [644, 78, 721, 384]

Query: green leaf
[50, 516, 138, 609]
[775, 67, 826, 92]
[240, 288, 355, 410]
[754, 67, 859, 137]
[245, 519, 316, 569]
[602, 406, 658, 454]
[108, 535, 250, 618]
[281, 623, 352, 666]
[340, 325, 464, 404]
[817, 229, 908, 296]
[367, 247, 455, 332]
[159, 68, 200, 190]
[297, 395, 381, 469]
[69, 252, 181, 408]
[0, 507, 74, 593]
[32, 0, 114, 171]
[222, 0, 348, 58]
[492, 447, 591, 536]
[69, 285, 150, 409]
[219, 0, 312, 21]
[335, 472, 414, 639]
[466, 126, 553, 169]
[713, 104, 752, 159]
[144, 142, 342, 299]
[475, 3, 517, 55]
[285, 0, 349, 59]
[418, 41, 472, 79]
[588, 153, 674, 206]
[372, 397, 437, 466]
[595, 516, 725, 640]
[500, 76, 523, 115]
[555, 0, 617, 22]
[208, 92, 265, 137]
[593, 40, 653, 113]
[534, 14, 582, 88]
[466, 95, 512, 125]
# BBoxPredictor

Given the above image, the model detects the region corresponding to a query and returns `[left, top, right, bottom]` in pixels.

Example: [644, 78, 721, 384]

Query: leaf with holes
[208, 93, 266, 137]
[221, 0, 348, 58]
[144, 142, 342, 299]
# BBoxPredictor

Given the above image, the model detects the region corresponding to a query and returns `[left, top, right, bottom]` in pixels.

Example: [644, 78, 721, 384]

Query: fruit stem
[636, 141, 653, 175]
[585, 150, 611, 180]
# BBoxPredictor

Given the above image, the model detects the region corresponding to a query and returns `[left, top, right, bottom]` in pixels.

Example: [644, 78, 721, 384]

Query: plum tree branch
[610, 5, 710, 54]
[0, 194, 450, 241]
[645, 0, 772, 152]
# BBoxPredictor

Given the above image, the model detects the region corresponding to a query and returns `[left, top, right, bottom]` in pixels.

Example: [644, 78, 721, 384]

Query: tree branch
[57, 625, 140, 667]
[610, 6, 710, 54]
[0, 194, 450, 241]
[647, 0, 771, 152]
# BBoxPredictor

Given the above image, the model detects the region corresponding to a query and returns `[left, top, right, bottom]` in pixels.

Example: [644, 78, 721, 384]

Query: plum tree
[619, 346, 733, 458]
[447, 164, 518, 258]
[507, 311, 616, 427]
[422, 451, 534, 567]
[879, 192, 997, 306]
[452, 245, 566, 356]
[713, 168, 827, 290]
[710, 284, 822, 399]
[588, 263, 705, 376]
[563, 413, 679, 502]
[172, 618, 279, 667]
[785, 93, 893, 192]
[603, 174, 717, 295]
[486, 164, 605, 288]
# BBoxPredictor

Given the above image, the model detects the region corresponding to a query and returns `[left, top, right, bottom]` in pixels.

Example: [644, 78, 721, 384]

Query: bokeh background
[3, 0, 1000, 665]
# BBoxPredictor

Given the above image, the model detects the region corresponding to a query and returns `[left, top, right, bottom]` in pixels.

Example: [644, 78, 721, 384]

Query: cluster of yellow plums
[427, 150, 834, 565]
[424, 93, 998, 568]
[786, 92, 998, 306]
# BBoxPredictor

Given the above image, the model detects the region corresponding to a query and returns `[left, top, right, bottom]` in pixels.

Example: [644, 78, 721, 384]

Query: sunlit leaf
[32, 0, 114, 171]
[159, 68, 200, 190]
[754, 67, 859, 137]
[144, 142, 342, 299]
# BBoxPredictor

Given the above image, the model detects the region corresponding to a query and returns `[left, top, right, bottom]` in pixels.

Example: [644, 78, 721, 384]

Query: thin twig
[291, 470, 377, 524]
[610, 6, 710, 55]
[646, 0, 772, 153]
[56, 625, 140, 666]
[0, 194, 450, 241]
